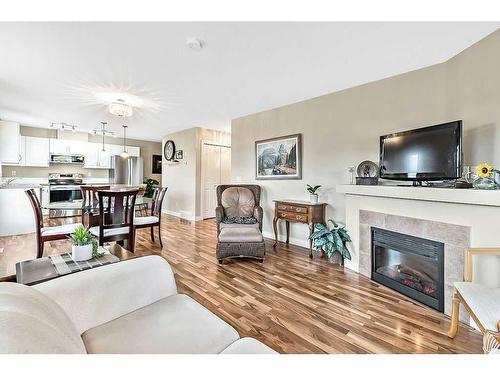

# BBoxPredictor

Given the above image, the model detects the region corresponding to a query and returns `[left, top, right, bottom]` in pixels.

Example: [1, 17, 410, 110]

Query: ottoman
[216, 227, 265, 264]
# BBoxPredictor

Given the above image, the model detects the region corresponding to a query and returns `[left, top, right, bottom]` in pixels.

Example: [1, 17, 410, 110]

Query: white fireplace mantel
[336, 184, 500, 207]
[336, 184, 500, 291]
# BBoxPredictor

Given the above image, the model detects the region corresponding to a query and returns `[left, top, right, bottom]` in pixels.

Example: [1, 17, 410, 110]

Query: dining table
[42, 196, 152, 227]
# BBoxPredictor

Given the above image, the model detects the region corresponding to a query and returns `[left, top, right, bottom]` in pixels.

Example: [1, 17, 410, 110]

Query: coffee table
[15, 244, 136, 286]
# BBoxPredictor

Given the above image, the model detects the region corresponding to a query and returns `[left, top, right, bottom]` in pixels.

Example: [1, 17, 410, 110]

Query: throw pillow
[222, 216, 258, 225]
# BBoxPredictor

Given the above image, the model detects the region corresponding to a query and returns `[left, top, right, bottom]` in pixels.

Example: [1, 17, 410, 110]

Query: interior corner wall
[231, 30, 500, 248]
[161, 127, 230, 220]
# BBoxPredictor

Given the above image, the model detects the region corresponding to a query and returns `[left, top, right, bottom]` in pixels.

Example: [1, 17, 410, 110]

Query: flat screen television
[379, 120, 463, 184]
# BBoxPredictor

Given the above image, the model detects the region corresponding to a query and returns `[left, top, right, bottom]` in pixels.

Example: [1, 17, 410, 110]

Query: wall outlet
[11, 170, 16, 176]
[87, 171, 92, 177]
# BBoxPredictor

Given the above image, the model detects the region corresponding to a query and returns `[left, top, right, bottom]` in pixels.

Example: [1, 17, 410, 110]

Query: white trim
[262, 230, 310, 249]
[161, 209, 203, 222]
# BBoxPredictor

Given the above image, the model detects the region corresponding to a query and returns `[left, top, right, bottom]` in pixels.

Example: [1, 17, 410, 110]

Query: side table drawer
[276, 204, 308, 214]
[277, 210, 308, 223]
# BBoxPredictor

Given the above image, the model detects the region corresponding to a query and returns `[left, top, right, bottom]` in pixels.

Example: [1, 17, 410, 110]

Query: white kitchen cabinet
[24, 136, 50, 167]
[49, 139, 86, 155]
[84, 142, 111, 169]
[0, 121, 21, 164]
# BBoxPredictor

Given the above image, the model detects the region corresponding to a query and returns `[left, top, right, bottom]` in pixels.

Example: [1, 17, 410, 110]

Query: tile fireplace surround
[337, 184, 500, 326]
[359, 210, 469, 322]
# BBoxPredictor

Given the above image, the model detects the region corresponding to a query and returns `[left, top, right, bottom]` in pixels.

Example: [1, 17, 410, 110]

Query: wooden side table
[272, 200, 327, 258]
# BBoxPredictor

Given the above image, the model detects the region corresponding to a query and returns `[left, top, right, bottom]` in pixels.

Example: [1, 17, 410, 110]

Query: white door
[201, 143, 221, 219]
[201, 142, 231, 219]
[0, 121, 21, 164]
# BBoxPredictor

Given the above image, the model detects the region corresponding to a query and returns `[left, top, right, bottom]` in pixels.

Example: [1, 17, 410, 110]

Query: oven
[48, 173, 85, 218]
[49, 185, 83, 203]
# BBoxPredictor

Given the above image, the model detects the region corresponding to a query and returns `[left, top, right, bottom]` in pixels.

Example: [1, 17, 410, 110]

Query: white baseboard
[261, 230, 310, 248]
[161, 209, 203, 221]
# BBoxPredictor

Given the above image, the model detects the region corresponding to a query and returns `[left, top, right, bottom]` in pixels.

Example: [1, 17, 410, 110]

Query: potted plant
[307, 184, 321, 203]
[69, 225, 99, 261]
[143, 177, 160, 198]
[309, 219, 352, 266]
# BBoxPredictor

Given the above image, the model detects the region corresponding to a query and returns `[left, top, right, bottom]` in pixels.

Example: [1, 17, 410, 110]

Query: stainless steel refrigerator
[109, 156, 144, 185]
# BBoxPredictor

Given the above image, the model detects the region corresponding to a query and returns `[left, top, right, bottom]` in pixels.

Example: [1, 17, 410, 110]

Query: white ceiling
[0, 22, 498, 142]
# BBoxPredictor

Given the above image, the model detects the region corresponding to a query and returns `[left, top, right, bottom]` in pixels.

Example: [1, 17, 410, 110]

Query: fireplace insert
[371, 227, 444, 312]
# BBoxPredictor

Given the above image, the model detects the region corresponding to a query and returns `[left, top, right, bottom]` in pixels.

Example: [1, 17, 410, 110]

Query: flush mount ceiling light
[50, 122, 77, 132]
[109, 99, 133, 117]
[186, 37, 203, 51]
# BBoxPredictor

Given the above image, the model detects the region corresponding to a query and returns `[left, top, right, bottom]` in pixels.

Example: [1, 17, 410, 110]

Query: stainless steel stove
[48, 173, 86, 218]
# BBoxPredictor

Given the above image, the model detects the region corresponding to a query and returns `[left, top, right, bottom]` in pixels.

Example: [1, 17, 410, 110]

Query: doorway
[201, 141, 231, 219]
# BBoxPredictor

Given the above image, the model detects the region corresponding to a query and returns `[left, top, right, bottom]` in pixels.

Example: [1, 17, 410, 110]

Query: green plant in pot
[143, 178, 160, 198]
[69, 225, 101, 261]
[309, 219, 352, 266]
[307, 184, 321, 203]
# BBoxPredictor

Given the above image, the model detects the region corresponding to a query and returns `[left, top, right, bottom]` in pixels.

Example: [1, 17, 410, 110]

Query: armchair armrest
[216, 206, 224, 234]
[254, 205, 263, 232]
[464, 248, 500, 282]
[34, 255, 177, 334]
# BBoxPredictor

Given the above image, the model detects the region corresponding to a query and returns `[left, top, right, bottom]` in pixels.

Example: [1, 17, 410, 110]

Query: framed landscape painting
[255, 134, 302, 180]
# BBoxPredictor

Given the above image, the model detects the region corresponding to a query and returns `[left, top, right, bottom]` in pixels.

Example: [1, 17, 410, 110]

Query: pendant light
[100, 121, 107, 153]
[120, 125, 129, 158]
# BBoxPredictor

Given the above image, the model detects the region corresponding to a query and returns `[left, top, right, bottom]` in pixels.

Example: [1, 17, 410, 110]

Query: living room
[1, 1, 500, 373]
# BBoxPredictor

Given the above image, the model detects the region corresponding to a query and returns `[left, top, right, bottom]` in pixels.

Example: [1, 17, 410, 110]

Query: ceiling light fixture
[50, 122, 77, 132]
[120, 125, 129, 159]
[109, 99, 133, 117]
[92, 121, 114, 153]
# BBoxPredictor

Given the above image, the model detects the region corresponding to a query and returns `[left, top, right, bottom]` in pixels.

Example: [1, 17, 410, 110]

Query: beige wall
[161, 127, 230, 220]
[231, 30, 500, 244]
[2, 126, 161, 181]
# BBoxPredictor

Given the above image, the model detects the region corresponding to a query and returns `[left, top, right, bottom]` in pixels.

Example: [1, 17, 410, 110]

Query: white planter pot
[72, 244, 93, 261]
[309, 194, 319, 203]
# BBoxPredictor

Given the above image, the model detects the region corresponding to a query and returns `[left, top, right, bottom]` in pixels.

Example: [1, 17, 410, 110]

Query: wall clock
[164, 140, 176, 161]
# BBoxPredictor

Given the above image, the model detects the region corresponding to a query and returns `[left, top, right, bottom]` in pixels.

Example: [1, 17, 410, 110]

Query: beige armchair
[215, 185, 265, 264]
[448, 248, 500, 352]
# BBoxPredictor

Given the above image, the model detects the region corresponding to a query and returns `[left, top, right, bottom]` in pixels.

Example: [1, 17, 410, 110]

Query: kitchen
[0, 120, 162, 236]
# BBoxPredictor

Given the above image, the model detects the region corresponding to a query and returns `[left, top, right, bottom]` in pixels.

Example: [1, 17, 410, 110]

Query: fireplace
[371, 227, 444, 312]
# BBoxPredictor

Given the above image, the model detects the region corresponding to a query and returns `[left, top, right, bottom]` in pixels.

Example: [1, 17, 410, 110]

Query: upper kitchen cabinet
[0, 121, 21, 164]
[24, 136, 50, 167]
[128, 146, 140, 157]
[84, 142, 111, 169]
[49, 138, 86, 155]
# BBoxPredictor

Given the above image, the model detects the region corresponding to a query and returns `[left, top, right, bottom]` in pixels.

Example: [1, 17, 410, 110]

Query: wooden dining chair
[89, 189, 139, 252]
[80, 185, 110, 227]
[25, 189, 81, 258]
[134, 187, 168, 247]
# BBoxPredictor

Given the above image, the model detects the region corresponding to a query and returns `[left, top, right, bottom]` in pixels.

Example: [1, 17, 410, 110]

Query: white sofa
[0, 255, 276, 354]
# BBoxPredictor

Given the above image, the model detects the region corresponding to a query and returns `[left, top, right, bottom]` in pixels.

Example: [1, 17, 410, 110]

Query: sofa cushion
[455, 282, 500, 332]
[82, 294, 239, 354]
[34, 255, 177, 334]
[219, 227, 263, 243]
[221, 187, 255, 217]
[0, 282, 86, 354]
[220, 338, 277, 354]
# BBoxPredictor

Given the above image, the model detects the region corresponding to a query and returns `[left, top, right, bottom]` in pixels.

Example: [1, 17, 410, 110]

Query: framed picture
[255, 134, 302, 180]
[152, 154, 162, 174]
[175, 150, 183, 160]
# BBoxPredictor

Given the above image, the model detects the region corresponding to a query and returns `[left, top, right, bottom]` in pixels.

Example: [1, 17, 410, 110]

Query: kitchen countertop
[0, 183, 43, 190]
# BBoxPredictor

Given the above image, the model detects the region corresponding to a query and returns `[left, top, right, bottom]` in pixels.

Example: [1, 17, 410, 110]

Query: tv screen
[379, 121, 462, 182]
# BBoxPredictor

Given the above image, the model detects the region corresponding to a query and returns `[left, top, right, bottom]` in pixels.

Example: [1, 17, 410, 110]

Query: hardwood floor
[0, 214, 483, 353]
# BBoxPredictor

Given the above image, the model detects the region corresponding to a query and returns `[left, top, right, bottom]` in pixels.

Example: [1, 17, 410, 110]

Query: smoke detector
[186, 37, 203, 51]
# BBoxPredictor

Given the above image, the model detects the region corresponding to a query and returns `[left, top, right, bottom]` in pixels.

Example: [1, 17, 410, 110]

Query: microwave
[49, 154, 85, 164]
